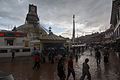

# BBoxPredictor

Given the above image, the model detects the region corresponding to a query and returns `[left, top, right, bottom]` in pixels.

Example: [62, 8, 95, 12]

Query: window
[6, 40, 14, 46]
[0, 50, 8, 53]
[22, 48, 30, 52]
[13, 49, 20, 52]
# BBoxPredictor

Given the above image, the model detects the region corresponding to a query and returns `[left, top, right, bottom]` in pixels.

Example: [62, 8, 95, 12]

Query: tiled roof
[39, 34, 65, 41]
[17, 23, 66, 41]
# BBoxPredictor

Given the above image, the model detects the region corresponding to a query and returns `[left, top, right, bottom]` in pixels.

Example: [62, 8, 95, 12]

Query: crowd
[56, 45, 112, 80]
[29, 45, 112, 80]
[7, 42, 118, 80]
[31, 47, 67, 70]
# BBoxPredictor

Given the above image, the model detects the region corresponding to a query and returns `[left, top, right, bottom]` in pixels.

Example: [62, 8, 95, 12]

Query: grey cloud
[0, 0, 28, 19]
[0, 0, 112, 37]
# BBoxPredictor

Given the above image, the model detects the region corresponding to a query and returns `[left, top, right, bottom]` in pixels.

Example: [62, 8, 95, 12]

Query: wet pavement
[0, 50, 120, 80]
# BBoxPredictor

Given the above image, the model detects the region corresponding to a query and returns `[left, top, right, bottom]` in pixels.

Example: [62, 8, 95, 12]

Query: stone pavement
[0, 50, 120, 80]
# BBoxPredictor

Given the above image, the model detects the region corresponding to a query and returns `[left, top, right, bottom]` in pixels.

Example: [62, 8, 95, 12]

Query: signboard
[5, 32, 14, 37]
[0, 33, 4, 37]
[0, 32, 27, 37]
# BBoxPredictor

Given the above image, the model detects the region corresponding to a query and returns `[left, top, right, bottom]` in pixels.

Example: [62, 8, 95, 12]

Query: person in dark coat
[57, 57, 66, 80]
[80, 58, 91, 80]
[95, 49, 101, 65]
[11, 49, 15, 62]
[103, 48, 109, 64]
[75, 54, 78, 62]
[66, 56, 75, 80]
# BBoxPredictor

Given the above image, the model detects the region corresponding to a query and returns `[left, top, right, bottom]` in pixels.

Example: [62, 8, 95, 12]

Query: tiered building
[107, 0, 120, 50]
[17, 4, 66, 52]
[0, 4, 66, 57]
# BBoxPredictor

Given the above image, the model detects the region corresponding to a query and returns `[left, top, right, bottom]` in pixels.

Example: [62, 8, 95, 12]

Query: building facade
[110, 0, 120, 40]
[17, 4, 66, 52]
[0, 31, 26, 46]
[0, 31, 31, 57]
[0, 4, 66, 57]
[109, 0, 120, 51]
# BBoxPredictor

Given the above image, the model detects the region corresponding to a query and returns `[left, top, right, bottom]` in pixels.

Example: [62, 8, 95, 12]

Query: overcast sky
[0, 0, 112, 38]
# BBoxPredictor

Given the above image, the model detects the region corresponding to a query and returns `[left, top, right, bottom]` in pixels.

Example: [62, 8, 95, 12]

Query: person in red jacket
[32, 54, 40, 70]
[66, 56, 75, 80]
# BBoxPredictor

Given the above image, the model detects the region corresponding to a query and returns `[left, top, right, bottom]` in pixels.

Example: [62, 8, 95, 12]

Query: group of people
[57, 56, 91, 80]
[31, 47, 67, 70]
[31, 46, 110, 79]
[42, 48, 67, 64]
[57, 46, 110, 80]
[94, 47, 109, 66]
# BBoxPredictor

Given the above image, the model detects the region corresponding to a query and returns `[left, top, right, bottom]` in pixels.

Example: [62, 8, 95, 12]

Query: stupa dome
[17, 4, 47, 36]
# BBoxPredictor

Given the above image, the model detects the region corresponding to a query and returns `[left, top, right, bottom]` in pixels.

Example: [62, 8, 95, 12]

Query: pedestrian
[103, 48, 109, 64]
[66, 56, 75, 80]
[80, 58, 91, 80]
[42, 54, 46, 63]
[89, 46, 92, 55]
[51, 52, 54, 64]
[31, 47, 36, 56]
[32, 53, 40, 70]
[75, 54, 78, 62]
[95, 49, 101, 65]
[31, 47, 36, 66]
[57, 57, 66, 80]
[48, 51, 51, 63]
[11, 49, 15, 62]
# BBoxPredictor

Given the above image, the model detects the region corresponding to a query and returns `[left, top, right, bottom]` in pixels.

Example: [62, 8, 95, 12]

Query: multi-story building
[0, 30, 30, 57]
[104, 25, 114, 45]
[0, 31, 27, 46]
[110, 0, 120, 51]
[76, 32, 104, 45]
[110, 0, 120, 40]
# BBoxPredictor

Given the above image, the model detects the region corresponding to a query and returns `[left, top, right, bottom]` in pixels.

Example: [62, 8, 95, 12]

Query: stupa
[17, 4, 66, 51]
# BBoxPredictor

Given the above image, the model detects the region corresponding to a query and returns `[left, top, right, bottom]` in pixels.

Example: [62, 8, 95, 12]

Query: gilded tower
[26, 4, 39, 24]
[17, 4, 47, 35]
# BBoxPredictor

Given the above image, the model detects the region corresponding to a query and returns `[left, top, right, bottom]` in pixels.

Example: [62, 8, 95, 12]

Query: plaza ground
[0, 50, 120, 80]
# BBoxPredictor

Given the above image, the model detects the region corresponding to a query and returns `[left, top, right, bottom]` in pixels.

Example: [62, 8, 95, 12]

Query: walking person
[11, 49, 15, 62]
[103, 48, 109, 64]
[66, 56, 75, 80]
[75, 54, 78, 62]
[89, 46, 92, 55]
[57, 57, 66, 80]
[32, 53, 40, 70]
[51, 52, 54, 64]
[80, 58, 91, 80]
[95, 49, 101, 66]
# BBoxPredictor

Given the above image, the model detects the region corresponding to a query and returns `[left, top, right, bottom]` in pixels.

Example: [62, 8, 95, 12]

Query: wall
[0, 47, 31, 57]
